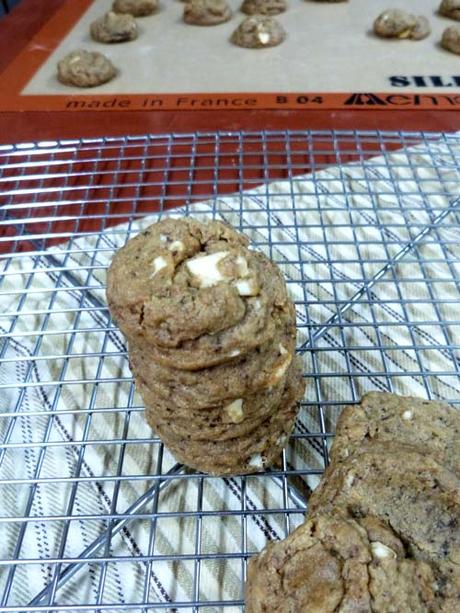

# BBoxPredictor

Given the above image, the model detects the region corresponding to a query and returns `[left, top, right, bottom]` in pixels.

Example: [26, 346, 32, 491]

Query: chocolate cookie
[57, 50, 116, 88]
[128, 309, 296, 408]
[140, 356, 302, 443]
[240, 0, 287, 16]
[373, 10, 430, 40]
[90, 12, 138, 43]
[231, 15, 286, 48]
[112, 0, 159, 16]
[442, 24, 460, 53]
[142, 382, 285, 442]
[183, 0, 232, 25]
[107, 218, 291, 369]
[308, 443, 460, 601]
[146, 357, 304, 475]
[247, 513, 444, 612]
[107, 216, 303, 476]
[439, 0, 460, 21]
[330, 392, 460, 473]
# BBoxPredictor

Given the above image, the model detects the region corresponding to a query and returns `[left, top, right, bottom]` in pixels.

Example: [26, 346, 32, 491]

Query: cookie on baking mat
[57, 50, 116, 88]
[90, 12, 138, 43]
[183, 0, 232, 26]
[231, 15, 286, 48]
[112, 0, 159, 17]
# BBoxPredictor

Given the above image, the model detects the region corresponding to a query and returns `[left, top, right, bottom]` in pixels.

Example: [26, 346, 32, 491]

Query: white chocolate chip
[279, 344, 288, 356]
[225, 398, 244, 423]
[268, 352, 293, 386]
[159, 234, 167, 243]
[402, 410, 413, 421]
[248, 453, 264, 469]
[234, 278, 259, 296]
[253, 298, 262, 310]
[228, 349, 241, 358]
[276, 434, 288, 447]
[345, 472, 355, 487]
[186, 251, 229, 288]
[169, 240, 184, 253]
[258, 31, 270, 45]
[235, 255, 249, 277]
[151, 256, 167, 277]
[371, 542, 397, 560]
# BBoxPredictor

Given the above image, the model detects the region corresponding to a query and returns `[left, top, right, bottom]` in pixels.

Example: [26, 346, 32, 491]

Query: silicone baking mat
[1, 0, 460, 112]
[0, 129, 459, 611]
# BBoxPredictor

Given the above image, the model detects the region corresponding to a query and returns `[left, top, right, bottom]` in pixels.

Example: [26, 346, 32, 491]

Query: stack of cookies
[107, 217, 305, 475]
[246, 392, 460, 610]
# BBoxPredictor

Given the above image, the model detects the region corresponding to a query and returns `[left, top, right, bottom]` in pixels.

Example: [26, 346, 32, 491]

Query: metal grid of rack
[0, 130, 459, 611]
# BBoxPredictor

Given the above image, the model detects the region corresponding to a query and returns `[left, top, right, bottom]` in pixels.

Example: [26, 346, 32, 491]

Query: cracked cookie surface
[107, 218, 291, 369]
[247, 513, 449, 612]
[90, 11, 138, 43]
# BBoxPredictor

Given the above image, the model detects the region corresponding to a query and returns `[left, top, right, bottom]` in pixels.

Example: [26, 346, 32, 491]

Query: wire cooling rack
[0, 130, 459, 612]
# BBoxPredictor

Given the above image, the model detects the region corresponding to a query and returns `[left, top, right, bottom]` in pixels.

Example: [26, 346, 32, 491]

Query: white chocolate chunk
[267, 346, 292, 386]
[228, 349, 241, 358]
[402, 409, 413, 421]
[371, 542, 397, 560]
[248, 453, 264, 469]
[225, 398, 244, 423]
[169, 240, 184, 253]
[151, 256, 167, 277]
[186, 251, 229, 288]
[345, 472, 355, 487]
[159, 234, 167, 243]
[235, 255, 249, 277]
[234, 277, 259, 296]
[258, 31, 270, 45]
[276, 434, 288, 447]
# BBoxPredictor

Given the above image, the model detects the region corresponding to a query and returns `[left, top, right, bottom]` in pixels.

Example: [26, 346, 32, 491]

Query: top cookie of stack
[107, 218, 305, 475]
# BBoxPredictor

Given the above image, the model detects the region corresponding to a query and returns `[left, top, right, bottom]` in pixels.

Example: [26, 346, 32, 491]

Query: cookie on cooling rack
[106, 217, 291, 370]
[107, 216, 304, 476]
[329, 392, 460, 472]
[308, 441, 460, 577]
[144, 357, 305, 475]
[246, 513, 446, 612]
[128, 310, 296, 408]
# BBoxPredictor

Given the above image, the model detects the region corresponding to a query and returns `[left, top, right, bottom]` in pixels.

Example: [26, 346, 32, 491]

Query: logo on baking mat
[344, 93, 388, 106]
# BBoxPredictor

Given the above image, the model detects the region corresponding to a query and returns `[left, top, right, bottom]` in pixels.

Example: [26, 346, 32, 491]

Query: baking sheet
[22, 0, 460, 96]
